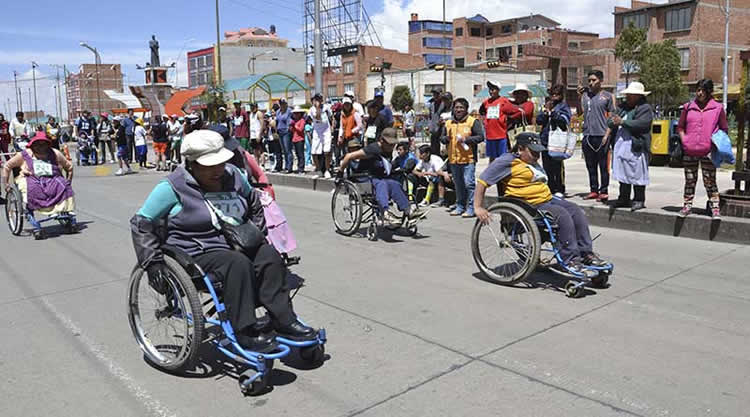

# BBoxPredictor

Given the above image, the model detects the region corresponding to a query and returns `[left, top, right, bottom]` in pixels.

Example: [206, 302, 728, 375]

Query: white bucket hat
[291, 105, 306, 114]
[181, 129, 234, 166]
[511, 83, 532, 95]
[486, 80, 502, 90]
[620, 81, 650, 96]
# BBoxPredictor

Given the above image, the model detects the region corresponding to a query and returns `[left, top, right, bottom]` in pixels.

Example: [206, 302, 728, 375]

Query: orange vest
[446, 115, 477, 164]
[341, 112, 358, 139]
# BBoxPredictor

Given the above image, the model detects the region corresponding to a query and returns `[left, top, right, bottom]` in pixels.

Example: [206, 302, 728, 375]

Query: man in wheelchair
[130, 129, 316, 353]
[338, 127, 427, 225]
[473, 133, 608, 275]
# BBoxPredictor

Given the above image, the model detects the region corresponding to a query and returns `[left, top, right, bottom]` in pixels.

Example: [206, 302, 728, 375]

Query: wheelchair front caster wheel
[591, 273, 609, 289]
[33, 230, 47, 240]
[239, 365, 272, 396]
[565, 281, 583, 298]
[300, 344, 325, 364]
[367, 223, 377, 241]
[405, 224, 418, 236]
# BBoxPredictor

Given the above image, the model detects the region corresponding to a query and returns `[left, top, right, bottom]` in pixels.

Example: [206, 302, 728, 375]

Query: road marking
[39, 298, 177, 417]
[94, 166, 113, 177]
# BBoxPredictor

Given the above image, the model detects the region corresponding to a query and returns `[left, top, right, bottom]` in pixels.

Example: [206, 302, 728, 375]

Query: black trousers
[293, 140, 305, 173]
[194, 245, 295, 334]
[430, 130, 441, 156]
[542, 151, 565, 195]
[126, 134, 135, 162]
[582, 135, 609, 194]
[618, 183, 646, 203]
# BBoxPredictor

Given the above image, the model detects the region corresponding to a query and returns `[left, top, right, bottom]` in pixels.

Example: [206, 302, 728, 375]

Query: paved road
[1, 166, 748, 417]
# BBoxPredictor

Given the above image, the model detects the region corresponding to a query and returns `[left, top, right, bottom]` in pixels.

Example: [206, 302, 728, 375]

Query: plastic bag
[710, 130, 735, 168]
[547, 128, 576, 160]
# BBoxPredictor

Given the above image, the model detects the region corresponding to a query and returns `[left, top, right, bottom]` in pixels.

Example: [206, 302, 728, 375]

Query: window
[343, 61, 354, 74]
[476, 51, 482, 61]
[566, 67, 578, 86]
[486, 27, 493, 37]
[455, 27, 463, 37]
[455, 58, 465, 68]
[517, 45, 524, 57]
[568, 42, 579, 50]
[473, 84, 482, 95]
[486, 48, 495, 59]
[410, 21, 452, 33]
[666, 7, 691, 32]
[679, 48, 690, 69]
[190, 58, 198, 70]
[327, 85, 338, 98]
[622, 13, 648, 30]
[497, 46, 512, 62]
[190, 75, 197, 87]
[470, 27, 481, 37]
[423, 54, 452, 66]
[422, 37, 452, 48]
[344, 83, 355, 93]
[197, 56, 205, 68]
[502, 24, 512, 33]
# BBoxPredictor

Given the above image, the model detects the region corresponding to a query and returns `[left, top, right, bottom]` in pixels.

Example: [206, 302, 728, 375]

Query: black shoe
[582, 252, 608, 267]
[631, 201, 646, 212]
[613, 199, 631, 208]
[275, 319, 316, 341]
[236, 330, 278, 353]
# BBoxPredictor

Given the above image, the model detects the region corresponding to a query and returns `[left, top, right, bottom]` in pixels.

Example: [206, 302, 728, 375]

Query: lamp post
[248, 50, 276, 75]
[80, 42, 103, 116]
[31, 61, 39, 127]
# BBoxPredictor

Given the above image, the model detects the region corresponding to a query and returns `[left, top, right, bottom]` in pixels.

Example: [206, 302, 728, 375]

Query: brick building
[187, 47, 215, 88]
[305, 45, 423, 102]
[65, 64, 124, 120]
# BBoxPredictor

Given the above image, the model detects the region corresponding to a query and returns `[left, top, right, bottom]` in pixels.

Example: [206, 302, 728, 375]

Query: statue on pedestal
[149, 35, 160, 67]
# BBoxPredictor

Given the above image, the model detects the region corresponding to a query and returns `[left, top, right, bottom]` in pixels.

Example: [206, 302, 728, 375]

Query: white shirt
[415, 154, 445, 174]
[167, 120, 182, 138]
[134, 125, 147, 146]
[404, 109, 415, 129]
[249, 112, 262, 139]
[9, 118, 31, 138]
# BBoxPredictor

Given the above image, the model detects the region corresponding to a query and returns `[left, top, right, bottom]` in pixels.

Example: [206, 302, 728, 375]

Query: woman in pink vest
[676, 79, 728, 219]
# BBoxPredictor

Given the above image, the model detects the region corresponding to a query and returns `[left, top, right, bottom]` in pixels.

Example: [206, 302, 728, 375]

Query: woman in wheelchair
[130, 130, 316, 354]
[338, 127, 427, 224]
[473, 132, 608, 275]
[1, 131, 75, 218]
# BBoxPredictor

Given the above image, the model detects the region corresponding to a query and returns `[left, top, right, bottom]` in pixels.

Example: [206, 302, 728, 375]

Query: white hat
[180, 129, 234, 166]
[620, 81, 650, 96]
[291, 105, 306, 114]
[486, 80, 502, 90]
[511, 83, 532, 95]
[344, 90, 355, 98]
[342, 97, 353, 104]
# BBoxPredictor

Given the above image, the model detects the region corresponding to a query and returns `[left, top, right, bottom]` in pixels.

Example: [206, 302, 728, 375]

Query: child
[113, 117, 133, 176]
[134, 118, 148, 168]
[290, 106, 307, 174]
[414, 145, 450, 207]
[392, 141, 418, 200]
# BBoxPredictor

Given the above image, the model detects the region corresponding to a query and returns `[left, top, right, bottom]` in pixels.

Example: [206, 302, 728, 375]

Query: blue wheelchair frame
[5, 169, 77, 238]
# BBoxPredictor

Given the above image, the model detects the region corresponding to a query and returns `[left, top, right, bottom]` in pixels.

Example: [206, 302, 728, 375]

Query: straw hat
[620, 82, 650, 96]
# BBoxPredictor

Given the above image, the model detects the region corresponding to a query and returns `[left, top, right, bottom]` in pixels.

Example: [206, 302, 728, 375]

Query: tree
[639, 39, 688, 108]
[390, 85, 413, 112]
[614, 23, 647, 87]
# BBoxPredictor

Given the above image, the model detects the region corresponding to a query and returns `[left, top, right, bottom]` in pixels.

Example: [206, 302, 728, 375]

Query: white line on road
[39, 297, 177, 417]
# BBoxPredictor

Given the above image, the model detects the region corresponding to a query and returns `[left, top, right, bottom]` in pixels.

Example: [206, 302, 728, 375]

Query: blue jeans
[372, 178, 410, 213]
[278, 129, 293, 171]
[450, 163, 476, 214]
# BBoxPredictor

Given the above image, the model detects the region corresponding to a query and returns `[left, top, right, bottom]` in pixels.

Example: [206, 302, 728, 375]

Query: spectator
[440, 97, 485, 218]
[167, 114, 183, 164]
[508, 83, 535, 133]
[609, 82, 654, 212]
[76, 110, 98, 164]
[121, 109, 136, 161]
[479, 80, 517, 196]
[343, 90, 365, 116]
[113, 117, 133, 176]
[309, 93, 333, 178]
[364, 100, 388, 145]
[9, 111, 32, 142]
[338, 97, 363, 158]
[134, 118, 148, 168]
[428, 87, 445, 156]
[413, 144, 449, 207]
[275, 99, 293, 173]
[151, 115, 169, 171]
[330, 102, 343, 166]
[290, 106, 307, 174]
[677, 78, 728, 219]
[374, 89, 394, 127]
[536, 84, 571, 196]
[217, 106, 231, 130]
[45, 116, 61, 150]
[403, 103, 416, 148]
[393, 141, 418, 200]
[230, 99, 249, 150]
[264, 110, 281, 171]
[97, 113, 116, 164]
[248, 102, 264, 162]
[578, 70, 616, 202]
[0, 113, 10, 161]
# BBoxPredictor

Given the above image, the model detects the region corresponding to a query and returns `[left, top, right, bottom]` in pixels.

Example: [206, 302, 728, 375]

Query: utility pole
[28, 88, 33, 123]
[314, 0, 323, 95]
[18, 88, 23, 113]
[80, 42, 103, 116]
[31, 62, 39, 126]
[721, 0, 730, 109]
[442, 0, 447, 89]
[215, 0, 223, 86]
[13, 71, 20, 112]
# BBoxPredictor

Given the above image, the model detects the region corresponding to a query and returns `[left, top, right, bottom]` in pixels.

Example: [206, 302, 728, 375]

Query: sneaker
[431, 199, 445, 208]
[109, 159, 115, 164]
[418, 199, 430, 207]
[448, 204, 457, 211]
[449, 209, 463, 216]
[324, 171, 332, 179]
[126, 167, 134, 174]
[409, 206, 429, 220]
[711, 207, 721, 219]
[678, 203, 692, 218]
[114, 168, 124, 176]
[461, 212, 476, 218]
[583, 192, 599, 200]
[553, 192, 565, 199]
[582, 252, 608, 267]
[597, 193, 609, 202]
[384, 211, 402, 225]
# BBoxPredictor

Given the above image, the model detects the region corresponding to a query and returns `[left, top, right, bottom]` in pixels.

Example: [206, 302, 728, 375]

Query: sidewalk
[266, 150, 750, 244]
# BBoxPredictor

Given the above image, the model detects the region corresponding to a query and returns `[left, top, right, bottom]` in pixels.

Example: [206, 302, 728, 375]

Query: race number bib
[33, 160, 54, 177]
[233, 116, 244, 126]
[205, 192, 245, 222]
[486, 105, 500, 120]
[364, 125, 377, 139]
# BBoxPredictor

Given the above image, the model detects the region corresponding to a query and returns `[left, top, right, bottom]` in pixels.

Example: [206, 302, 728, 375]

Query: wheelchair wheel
[5, 186, 24, 236]
[471, 202, 541, 285]
[331, 180, 362, 236]
[127, 255, 204, 373]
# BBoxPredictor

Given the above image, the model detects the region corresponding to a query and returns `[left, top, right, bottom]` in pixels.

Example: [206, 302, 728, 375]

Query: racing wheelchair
[127, 244, 326, 396]
[331, 171, 423, 241]
[470, 197, 613, 298]
[4, 169, 77, 239]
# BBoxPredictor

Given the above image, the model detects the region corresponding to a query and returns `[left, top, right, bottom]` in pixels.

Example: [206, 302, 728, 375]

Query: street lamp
[248, 50, 276, 75]
[80, 41, 102, 116]
[31, 61, 39, 127]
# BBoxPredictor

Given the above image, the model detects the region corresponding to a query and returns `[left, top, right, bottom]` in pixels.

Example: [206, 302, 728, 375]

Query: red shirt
[0, 121, 10, 143]
[232, 110, 249, 138]
[291, 118, 306, 143]
[508, 101, 535, 127]
[479, 97, 516, 140]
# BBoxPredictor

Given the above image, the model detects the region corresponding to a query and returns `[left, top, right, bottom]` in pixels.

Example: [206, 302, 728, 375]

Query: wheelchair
[4, 169, 77, 239]
[126, 245, 326, 396]
[331, 172, 422, 241]
[470, 197, 613, 298]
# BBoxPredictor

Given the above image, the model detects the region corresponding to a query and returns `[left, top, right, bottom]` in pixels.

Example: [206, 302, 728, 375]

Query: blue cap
[374, 89, 384, 97]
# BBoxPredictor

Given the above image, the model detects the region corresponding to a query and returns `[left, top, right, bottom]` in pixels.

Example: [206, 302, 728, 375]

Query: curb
[266, 172, 750, 245]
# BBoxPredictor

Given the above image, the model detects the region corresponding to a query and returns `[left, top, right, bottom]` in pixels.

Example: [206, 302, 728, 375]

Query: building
[223, 26, 288, 47]
[187, 47, 215, 88]
[305, 45, 424, 102]
[610, 0, 750, 91]
[65, 64, 124, 120]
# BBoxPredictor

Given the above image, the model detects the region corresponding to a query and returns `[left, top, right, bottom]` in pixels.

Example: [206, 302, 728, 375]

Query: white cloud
[369, 0, 628, 52]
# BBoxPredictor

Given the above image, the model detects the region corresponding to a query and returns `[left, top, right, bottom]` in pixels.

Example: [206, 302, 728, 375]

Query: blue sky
[0, 0, 622, 118]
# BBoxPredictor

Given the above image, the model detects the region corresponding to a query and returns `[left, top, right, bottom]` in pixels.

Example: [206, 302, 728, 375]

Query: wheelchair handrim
[128, 268, 195, 368]
[5, 188, 23, 235]
[472, 208, 539, 284]
[332, 182, 361, 235]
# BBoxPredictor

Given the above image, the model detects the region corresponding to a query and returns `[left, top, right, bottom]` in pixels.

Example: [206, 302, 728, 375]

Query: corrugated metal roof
[103, 90, 143, 109]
